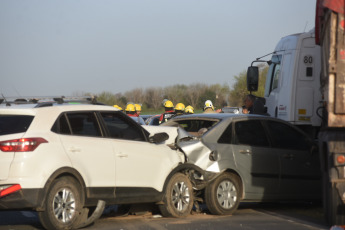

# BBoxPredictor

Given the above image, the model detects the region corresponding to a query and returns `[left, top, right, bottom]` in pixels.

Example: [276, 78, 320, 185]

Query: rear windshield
[0, 115, 34, 135]
[174, 119, 220, 137]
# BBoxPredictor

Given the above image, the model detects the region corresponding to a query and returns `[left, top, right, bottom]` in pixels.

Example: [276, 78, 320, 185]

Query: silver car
[162, 113, 321, 215]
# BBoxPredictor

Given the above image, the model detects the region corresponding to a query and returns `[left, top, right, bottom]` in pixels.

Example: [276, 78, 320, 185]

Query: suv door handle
[68, 147, 81, 153]
[116, 153, 128, 158]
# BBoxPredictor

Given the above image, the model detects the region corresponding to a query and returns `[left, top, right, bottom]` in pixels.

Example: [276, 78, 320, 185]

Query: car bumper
[0, 188, 42, 209]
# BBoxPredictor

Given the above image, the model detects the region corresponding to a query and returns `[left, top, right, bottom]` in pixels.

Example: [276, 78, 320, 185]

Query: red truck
[316, 0, 345, 225]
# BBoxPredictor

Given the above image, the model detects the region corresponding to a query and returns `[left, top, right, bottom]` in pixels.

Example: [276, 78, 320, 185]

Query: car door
[265, 120, 321, 199]
[56, 112, 116, 190]
[228, 119, 280, 200]
[100, 112, 180, 200]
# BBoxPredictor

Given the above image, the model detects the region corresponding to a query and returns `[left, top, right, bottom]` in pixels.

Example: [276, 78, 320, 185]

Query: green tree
[97, 91, 118, 106]
[229, 64, 268, 107]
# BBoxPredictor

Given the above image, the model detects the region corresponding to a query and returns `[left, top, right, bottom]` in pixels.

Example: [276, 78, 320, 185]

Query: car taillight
[0, 138, 48, 152]
[0, 184, 22, 197]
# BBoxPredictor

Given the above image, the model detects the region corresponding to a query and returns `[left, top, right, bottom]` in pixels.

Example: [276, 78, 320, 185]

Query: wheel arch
[36, 167, 87, 211]
[161, 163, 204, 194]
[160, 164, 245, 200]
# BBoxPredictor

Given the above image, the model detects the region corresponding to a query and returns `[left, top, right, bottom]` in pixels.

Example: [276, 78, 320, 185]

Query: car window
[233, 120, 269, 147]
[66, 112, 102, 137]
[266, 120, 310, 150]
[218, 123, 232, 144]
[150, 117, 160, 126]
[100, 112, 146, 141]
[51, 114, 71, 134]
[176, 120, 218, 133]
[0, 115, 34, 135]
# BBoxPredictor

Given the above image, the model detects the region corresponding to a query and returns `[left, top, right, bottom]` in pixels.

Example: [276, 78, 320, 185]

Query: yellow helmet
[164, 100, 174, 108]
[125, 104, 136, 112]
[113, 105, 123, 111]
[134, 104, 142, 112]
[185, 105, 194, 114]
[204, 100, 214, 110]
[175, 103, 185, 111]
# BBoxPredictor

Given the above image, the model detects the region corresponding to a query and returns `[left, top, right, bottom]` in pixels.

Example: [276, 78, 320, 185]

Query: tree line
[92, 65, 268, 113]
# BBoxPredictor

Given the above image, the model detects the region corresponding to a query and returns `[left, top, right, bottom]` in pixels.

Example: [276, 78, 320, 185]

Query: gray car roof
[167, 113, 267, 120]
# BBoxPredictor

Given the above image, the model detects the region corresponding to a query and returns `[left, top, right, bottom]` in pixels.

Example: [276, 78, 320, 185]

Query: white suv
[0, 104, 194, 229]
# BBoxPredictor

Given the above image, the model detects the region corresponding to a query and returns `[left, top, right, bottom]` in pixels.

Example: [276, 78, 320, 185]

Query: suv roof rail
[35, 102, 53, 108]
[1, 96, 100, 106]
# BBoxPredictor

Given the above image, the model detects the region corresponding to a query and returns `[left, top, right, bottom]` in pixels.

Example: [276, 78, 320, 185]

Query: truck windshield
[265, 55, 282, 97]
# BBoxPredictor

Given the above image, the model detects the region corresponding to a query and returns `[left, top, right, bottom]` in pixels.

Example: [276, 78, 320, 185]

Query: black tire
[159, 173, 193, 217]
[205, 172, 241, 215]
[38, 177, 84, 230]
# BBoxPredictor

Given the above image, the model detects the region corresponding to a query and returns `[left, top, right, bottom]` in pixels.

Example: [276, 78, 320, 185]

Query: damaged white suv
[0, 104, 193, 229]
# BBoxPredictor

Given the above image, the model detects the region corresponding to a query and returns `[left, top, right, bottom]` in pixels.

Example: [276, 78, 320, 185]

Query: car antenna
[1, 93, 10, 106]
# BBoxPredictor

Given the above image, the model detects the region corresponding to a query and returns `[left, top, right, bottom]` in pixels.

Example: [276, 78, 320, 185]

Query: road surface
[0, 202, 329, 230]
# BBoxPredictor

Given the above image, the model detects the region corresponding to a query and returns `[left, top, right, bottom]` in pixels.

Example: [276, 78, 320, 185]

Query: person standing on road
[125, 104, 137, 117]
[134, 104, 142, 117]
[174, 103, 185, 116]
[159, 100, 175, 124]
[185, 105, 194, 114]
[113, 105, 124, 112]
[203, 100, 221, 113]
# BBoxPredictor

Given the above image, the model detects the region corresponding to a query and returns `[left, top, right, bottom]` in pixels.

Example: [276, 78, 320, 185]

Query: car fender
[36, 166, 87, 211]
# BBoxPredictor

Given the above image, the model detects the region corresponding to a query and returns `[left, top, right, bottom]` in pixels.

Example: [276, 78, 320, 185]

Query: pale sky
[0, 0, 316, 97]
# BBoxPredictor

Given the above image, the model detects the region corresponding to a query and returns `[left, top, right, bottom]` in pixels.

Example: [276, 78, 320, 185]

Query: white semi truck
[247, 29, 322, 138]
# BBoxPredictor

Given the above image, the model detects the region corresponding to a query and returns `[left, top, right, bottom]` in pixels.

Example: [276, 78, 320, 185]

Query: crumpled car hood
[144, 125, 221, 173]
[176, 128, 221, 173]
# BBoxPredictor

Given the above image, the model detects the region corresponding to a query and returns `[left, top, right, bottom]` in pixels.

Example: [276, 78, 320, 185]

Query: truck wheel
[38, 177, 84, 230]
[205, 172, 240, 215]
[159, 173, 193, 217]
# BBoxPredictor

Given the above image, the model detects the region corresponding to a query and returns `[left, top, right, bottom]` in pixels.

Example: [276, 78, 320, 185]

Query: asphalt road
[0, 202, 330, 230]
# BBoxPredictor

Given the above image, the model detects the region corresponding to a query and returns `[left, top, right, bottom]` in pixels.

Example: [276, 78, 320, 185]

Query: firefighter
[125, 104, 137, 117]
[113, 105, 123, 112]
[203, 100, 217, 113]
[185, 105, 194, 114]
[159, 100, 175, 124]
[134, 104, 142, 117]
[174, 103, 185, 116]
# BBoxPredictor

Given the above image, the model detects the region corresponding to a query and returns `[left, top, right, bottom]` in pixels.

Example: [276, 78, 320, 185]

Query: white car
[0, 104, 194, 229]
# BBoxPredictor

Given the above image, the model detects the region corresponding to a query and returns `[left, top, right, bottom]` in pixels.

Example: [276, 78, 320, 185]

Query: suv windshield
[0, 115, 34, 135]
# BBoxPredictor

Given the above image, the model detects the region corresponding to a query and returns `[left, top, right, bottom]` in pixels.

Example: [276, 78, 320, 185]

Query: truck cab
[248, 29, 322, 137]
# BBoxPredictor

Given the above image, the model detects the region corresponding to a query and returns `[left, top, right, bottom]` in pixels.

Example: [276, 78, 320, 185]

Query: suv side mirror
[149, 132, 169, 143]
[247, 66, 259, 92]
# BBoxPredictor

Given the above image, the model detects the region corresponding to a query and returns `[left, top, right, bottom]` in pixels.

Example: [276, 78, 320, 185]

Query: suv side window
[100, 112, 146, 141]
[67, 112, 102, 137]
[233, 120, 269, 147]
[51, 114, 71, 134]
[266, 120, 310, 150]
